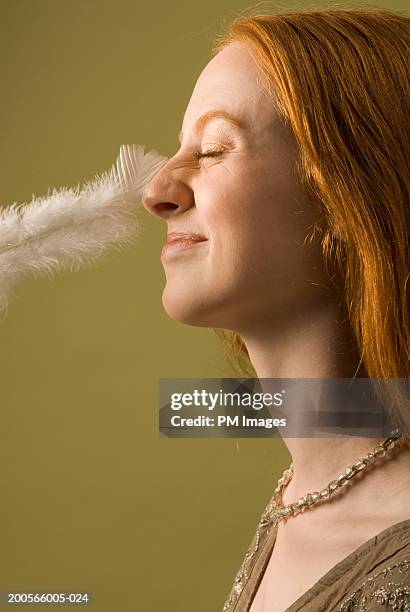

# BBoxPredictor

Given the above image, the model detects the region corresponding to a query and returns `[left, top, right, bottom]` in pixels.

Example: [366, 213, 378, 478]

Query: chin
[161, 285, 251, 331]
[161, 288, 221, 328]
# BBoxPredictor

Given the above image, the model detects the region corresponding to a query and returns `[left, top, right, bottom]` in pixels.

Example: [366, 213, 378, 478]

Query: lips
[161, 231, 208, 259]
[166, 231, 208, 244]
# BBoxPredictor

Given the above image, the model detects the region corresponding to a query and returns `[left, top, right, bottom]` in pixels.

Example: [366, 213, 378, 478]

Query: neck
[240, 300, 365, 379]
[237, 302, 410, 521]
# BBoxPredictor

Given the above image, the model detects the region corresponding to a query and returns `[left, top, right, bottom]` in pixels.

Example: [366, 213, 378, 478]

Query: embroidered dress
[223, 476, 410, 611]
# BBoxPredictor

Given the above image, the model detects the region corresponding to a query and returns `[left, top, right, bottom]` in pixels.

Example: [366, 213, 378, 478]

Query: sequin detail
[222, 492, 280, 611]
[338, 559, 410, 611]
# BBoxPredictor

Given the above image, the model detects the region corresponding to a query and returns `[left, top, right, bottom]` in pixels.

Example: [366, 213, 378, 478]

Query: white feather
[0, 144, 168, 315]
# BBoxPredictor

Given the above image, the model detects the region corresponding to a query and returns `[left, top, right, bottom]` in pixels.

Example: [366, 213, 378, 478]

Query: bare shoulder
[278, 494, 410, 556]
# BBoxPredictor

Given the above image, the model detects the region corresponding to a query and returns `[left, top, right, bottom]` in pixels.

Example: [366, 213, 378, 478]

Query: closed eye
[193, 147, 225, 161]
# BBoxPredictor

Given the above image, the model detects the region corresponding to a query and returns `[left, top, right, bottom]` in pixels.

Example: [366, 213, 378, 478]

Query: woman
[142, 6, 410, 611]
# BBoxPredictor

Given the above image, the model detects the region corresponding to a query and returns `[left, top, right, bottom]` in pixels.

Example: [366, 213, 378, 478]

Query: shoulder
[337, 535, 410, 611]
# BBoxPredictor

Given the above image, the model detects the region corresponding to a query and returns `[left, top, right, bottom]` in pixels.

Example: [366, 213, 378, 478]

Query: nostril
[155, 202, 179, 214]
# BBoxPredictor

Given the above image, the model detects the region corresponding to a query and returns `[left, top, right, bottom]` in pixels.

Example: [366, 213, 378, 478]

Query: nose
[142, 158, 194, 220]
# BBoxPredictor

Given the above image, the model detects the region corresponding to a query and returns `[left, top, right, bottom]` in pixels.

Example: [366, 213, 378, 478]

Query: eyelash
[193, 147, 225, 161]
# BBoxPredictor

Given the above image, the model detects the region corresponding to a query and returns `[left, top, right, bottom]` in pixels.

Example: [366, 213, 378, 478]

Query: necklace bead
[274, 429, 402, 521]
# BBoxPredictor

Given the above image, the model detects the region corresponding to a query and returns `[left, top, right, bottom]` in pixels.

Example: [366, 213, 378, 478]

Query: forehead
[182, 41, 272, 133]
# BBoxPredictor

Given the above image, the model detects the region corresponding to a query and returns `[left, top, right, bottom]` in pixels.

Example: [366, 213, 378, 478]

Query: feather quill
[0, 144, 168, 316]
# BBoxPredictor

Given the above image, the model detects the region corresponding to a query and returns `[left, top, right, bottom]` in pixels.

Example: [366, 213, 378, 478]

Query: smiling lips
[161, 232, 208, 258]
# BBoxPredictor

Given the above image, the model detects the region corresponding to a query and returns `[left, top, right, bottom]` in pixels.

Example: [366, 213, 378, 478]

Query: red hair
[210, 5, 410, 449]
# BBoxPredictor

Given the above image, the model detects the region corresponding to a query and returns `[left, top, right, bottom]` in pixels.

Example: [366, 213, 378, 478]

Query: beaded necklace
[222, 429, 403, 612]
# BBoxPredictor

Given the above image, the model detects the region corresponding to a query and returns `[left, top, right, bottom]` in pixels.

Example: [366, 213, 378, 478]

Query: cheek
[201, 165, 291, 252]
[201, 162, 323, 281]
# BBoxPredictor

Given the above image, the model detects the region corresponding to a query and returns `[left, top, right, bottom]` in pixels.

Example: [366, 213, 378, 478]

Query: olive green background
[0, 1, 405, 610]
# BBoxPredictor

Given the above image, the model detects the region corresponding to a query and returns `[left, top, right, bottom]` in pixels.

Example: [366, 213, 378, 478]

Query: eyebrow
[177, 109, 246, 143]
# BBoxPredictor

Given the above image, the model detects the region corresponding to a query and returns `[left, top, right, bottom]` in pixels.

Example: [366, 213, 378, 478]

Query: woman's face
[143, 41, 331, 332]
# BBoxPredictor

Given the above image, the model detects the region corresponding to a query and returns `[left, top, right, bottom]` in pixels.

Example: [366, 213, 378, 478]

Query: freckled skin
[142, 42, 330, 333]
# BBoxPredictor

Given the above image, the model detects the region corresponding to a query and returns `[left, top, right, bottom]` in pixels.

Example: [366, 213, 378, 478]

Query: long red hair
[210, 6, 410, 449]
